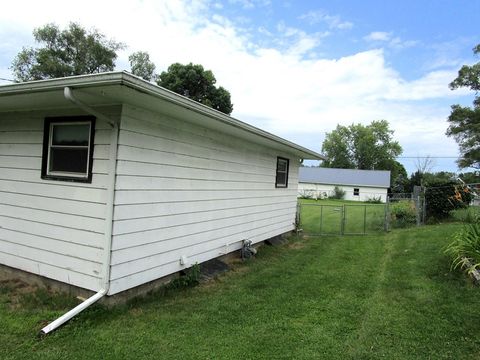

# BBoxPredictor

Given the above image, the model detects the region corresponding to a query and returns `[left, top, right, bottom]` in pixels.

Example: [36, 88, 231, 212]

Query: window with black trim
[275, 157, 289, 188]
[41, 116, 95, 182]
[353, 188, 360, 196]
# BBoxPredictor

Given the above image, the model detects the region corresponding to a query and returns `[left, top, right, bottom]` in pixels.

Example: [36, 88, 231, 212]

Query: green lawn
[1, 224, 479, 359]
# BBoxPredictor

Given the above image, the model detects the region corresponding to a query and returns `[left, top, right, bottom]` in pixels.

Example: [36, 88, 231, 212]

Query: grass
[1, 224, 480, 359]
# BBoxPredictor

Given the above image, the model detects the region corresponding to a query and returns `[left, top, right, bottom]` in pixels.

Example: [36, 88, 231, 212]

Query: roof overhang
[0, 72, 324, 160]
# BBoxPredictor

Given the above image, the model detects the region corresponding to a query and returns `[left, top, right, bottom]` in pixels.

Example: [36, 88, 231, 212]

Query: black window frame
[275, 157, 289, 188]
[353, 188, 360, 196]
[41, 116, 96, 183]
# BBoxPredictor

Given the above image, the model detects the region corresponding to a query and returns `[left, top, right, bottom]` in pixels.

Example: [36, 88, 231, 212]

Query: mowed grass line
[1, 224, 479, 359]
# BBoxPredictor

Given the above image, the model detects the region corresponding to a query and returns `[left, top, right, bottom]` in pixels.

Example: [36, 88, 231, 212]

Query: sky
[0, 0, 478, 175]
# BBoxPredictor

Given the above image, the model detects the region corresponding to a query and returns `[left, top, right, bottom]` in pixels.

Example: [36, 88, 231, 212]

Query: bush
[366, 196, 382, 204]
[329, 186, 345, 200]
[390, 200, 416, 228]
[299, 190, 315, 200]
[444, 223, 480, 276]
[425, 181, 473, 220]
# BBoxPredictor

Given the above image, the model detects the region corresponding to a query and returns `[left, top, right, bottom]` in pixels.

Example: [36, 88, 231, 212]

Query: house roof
[0, 71, 324, 160]
[299, 167, 391, 188]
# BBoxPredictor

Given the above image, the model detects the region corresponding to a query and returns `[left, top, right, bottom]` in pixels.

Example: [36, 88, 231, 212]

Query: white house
[0, 72, 323, 331]
[298, 167, 391, 202]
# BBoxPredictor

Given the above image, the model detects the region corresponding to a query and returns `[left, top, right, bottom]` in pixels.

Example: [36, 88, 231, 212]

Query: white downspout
[40, 87, 119, 335]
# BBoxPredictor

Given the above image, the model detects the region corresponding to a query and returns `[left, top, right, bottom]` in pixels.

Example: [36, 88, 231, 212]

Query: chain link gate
[298, 196, 426, 236]
[298, 202, 389, 236]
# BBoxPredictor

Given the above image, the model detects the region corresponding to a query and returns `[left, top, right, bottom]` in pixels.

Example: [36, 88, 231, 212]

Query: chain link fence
[298, 195, 425, 236]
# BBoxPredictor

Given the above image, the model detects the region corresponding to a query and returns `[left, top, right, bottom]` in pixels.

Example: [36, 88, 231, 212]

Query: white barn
[0, 72, 323, 321]
[298, 167, 391, 202]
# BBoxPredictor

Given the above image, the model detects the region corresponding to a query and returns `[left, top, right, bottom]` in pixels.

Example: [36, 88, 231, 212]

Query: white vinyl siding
[109, 105, 299, 294]
[298, 182, 388, 203]
[0, 108, 120, 291]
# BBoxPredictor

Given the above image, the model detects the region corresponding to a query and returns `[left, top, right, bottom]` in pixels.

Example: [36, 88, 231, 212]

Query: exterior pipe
[40, 87, 119, 335]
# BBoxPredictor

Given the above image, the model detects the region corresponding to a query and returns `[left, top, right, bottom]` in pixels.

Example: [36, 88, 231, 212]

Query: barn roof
[299, 167, 391, 188]
[0, 71, 324, 160]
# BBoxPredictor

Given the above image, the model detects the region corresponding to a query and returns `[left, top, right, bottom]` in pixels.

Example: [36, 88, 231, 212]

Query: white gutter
[40, 87, 119, 335]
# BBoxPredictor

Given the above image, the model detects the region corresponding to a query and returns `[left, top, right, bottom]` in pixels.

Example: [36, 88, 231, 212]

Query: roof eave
[0, 72, 325, 160]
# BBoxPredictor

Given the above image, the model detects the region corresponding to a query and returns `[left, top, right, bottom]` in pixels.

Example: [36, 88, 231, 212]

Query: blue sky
[0, 0, 478, 174]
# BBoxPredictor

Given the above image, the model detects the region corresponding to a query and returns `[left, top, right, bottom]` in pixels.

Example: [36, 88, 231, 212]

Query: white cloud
[0, 0, 467, 171]
[364, 31, 418, 50]
[299, 10, 353, 30]
[364, 31, 392, 42]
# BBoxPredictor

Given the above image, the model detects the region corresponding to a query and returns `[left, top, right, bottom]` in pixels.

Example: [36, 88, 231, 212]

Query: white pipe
[40, 87, 119, 335]
[40, 290, 107, 334]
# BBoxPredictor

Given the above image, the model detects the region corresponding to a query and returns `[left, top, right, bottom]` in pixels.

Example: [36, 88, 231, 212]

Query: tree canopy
[129, 51, 156, 82]
[321, 120, 403, 187]
[447, 43, 480, 169]
[11, 23, 124, 82]
[321, 120, 403, 169]
[157, 62, 233, 115]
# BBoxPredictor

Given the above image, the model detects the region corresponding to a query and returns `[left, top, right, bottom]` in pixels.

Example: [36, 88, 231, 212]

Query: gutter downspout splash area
[40, 87, 119, 335]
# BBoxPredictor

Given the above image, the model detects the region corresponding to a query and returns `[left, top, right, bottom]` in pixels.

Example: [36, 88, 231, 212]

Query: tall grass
[444, 223, 480, 275]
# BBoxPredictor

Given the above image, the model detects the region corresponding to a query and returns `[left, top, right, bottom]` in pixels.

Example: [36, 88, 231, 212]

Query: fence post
[363, 204, 367, 234]
[319, 205, 324, 235]
[296, 201, 301, 233]
[341, 204, 345, 235]
[384, 197, 389, 232]
[416, 196, 421, 227]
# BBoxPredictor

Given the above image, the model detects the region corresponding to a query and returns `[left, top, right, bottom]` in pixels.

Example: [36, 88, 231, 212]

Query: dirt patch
[287, 241, 306, 250]
[0, 279, 42, 309]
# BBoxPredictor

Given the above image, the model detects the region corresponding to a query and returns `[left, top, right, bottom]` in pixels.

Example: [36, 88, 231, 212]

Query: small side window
[353, 188, 360, 196]
[41, 116, 95, 182]
[275, 157, 289, 188]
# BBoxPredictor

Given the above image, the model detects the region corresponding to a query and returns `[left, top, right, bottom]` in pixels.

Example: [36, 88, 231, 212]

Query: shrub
[299, 190, 315, 200]
[444, 223, 480, 276]
[390, 200, 416, 228]
[366, 196, 382, 204]
[425, 181, 473, 220]
[329, 186, 345, 200]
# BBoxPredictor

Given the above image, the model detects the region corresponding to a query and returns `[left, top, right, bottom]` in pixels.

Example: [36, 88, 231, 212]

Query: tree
[129, 51, 156, 81]
[322, 120, 402, 167]
[414, 155, 435, 174]
[157, 62, 233, 115]
[447, 43, 480, 169]
[11, 23, 124, 82]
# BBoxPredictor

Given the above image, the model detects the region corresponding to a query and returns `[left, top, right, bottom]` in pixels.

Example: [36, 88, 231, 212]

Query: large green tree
[129, 51, 156, 81]
[447, 43, 480, 169]
[11, 23, 124, 82]
[157, 62, 233, 115]
[321, 120, 403, 187]
[322, 120, 403, 169]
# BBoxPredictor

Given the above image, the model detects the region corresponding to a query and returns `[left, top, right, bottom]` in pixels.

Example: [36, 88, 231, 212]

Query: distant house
[0, 72, 324, 308]
[298, 167, 391, 202]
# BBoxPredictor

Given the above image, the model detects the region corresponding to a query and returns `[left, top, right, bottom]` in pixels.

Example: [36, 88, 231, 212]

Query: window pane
[52, 124, 90, 146]
[277, 159, 287, 172]
[50, 148, 88, 174]
[276, 172, 287, 186]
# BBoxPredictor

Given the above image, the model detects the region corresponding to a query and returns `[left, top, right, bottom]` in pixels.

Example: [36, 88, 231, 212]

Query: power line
[397, 156, 459, 159]
[0, 77, 14, 82]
